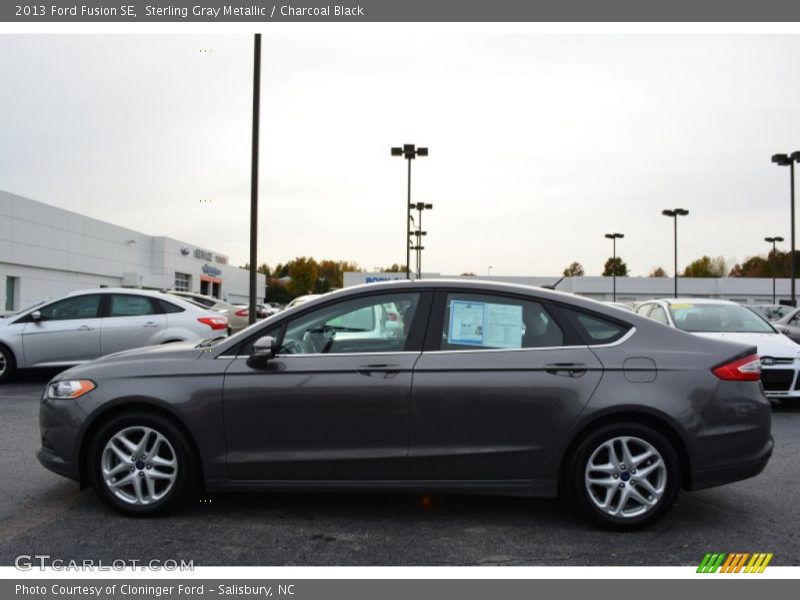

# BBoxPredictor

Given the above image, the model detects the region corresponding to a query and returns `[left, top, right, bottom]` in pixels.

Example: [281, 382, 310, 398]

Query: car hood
[692, 332, 800, 359]
[89, 341, 206, 364]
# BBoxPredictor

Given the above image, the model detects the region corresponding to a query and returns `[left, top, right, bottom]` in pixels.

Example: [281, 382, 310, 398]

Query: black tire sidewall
[569, 422, 681, 530]
[0, 344, 16, 382]
[87, 411, 196, 517]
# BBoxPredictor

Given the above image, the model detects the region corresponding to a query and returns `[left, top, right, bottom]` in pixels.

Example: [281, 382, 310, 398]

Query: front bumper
[761, 364, 800, 399]
[37, 447, 77, 481]
[37, 392, 86, 484]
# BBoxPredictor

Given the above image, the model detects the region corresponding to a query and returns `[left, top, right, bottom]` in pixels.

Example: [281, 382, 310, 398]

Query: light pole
[248, 33, 261, 325]
[662, 208, 689, 298]
[765, 236, 785, 304]
[604, 233, 624, 302]
[488, 266, 493, 277]
[411, 202, 433, 278]
[391, 144, 428, 279]
[771, 151, 800, 307]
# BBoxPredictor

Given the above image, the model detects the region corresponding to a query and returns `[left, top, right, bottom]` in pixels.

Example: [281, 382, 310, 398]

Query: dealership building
[344, 272, 796, 305]
[0, 190, 265, 313]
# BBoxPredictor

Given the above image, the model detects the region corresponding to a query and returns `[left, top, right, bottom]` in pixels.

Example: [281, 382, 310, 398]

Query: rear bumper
[689, 436, 773, 491]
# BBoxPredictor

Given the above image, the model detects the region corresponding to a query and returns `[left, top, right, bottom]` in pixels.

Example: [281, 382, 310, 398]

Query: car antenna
[542, 276, 565, 290]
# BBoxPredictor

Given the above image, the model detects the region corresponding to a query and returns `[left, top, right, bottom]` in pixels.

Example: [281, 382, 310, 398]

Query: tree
[287, 256, 319, 296]
[460, 272, 477, 276]
[649, 266, 668, 278]
[317, 259, 362, 289]
[682, 255, 727, 278]
[602, 257, 628, 277]
[377, 263, 406, 273]
[563, 261, 585, 277]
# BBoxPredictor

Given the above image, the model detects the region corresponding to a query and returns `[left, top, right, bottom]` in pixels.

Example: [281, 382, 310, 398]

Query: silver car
[0, 288, 228, 382]
[165, 291, 250, 333]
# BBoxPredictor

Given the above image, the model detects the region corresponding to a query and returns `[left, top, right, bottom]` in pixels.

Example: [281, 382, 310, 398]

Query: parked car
[284, 294, 321, 310]
[0, 288, 228, 382]
[38, 280, 772, 528]
[164, 291, 249, 333]
[635, 298, 800, 402]
[773, 308, 800, 344]
[749, 304, 795, 322]
[257, 303, 281, 318]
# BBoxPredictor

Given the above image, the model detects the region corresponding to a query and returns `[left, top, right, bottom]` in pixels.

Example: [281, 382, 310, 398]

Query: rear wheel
[87, 412, 198, 516]
[0, 344, 16, 383]
[568, 423, 680, 529]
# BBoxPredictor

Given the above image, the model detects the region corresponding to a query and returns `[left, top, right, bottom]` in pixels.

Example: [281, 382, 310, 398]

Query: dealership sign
[190, 247, 228, 264]
[202, 264, 222, 277]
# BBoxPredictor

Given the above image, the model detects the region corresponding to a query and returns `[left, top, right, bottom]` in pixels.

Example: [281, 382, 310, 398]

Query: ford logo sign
[761, 357, 776, 366]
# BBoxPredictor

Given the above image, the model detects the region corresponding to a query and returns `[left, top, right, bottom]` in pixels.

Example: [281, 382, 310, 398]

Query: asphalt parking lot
[1, 374, 798, 567]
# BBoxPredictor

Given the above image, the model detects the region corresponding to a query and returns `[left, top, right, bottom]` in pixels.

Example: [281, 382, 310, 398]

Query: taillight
[235, 309, 249, 317]
[198, 316, 228, 331]
[712, 353, 761, 381]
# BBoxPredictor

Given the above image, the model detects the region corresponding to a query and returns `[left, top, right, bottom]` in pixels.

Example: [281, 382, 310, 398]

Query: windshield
[3, 299, 48, 317]
[669, 303, 776, 334]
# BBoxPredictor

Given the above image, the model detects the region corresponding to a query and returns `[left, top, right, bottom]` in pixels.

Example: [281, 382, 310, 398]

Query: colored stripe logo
[697, 553, 773, 573]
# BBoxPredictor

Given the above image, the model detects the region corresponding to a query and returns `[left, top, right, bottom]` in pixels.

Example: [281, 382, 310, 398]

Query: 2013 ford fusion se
[38, 280, 773, 528]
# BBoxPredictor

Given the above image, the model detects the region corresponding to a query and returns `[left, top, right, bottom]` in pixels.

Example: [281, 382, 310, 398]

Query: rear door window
[561, 308, 631, 344]
[440, 293, 564, 350]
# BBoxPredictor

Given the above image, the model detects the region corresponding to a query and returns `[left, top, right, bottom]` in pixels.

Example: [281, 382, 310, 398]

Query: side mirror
[246, 335, 276, 369]
[31, 311, 42, 322]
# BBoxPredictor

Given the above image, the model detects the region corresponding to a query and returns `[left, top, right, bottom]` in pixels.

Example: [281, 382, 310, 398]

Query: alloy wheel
[584, 435, 667, 519]
[101, 426, 178, 506]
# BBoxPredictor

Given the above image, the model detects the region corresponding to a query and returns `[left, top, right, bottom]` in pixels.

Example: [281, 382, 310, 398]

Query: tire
[567, 422, 680, 530]
[87, 411, 198, 517]
[0, 344, 16, 383]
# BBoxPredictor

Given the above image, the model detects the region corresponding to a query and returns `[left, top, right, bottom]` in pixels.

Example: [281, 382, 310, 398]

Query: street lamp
[771, 151, 800, 307]
[604, 233, 624, 302]
[662, 208, 690, 298]
[410, 202, 433, 278]
[391, 144, 429, 279]
[765, 236, 785, 304]
[488, 266, 493, 277]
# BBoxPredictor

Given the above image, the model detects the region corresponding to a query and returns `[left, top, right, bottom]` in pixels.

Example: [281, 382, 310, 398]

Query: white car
[165, 291, 250, 333]
[635, 298, 800, 402]
[0, 288, 228, 382]
[284, 294, 322, 310]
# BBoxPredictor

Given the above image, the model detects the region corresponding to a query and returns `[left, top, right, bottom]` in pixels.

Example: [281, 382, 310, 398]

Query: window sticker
[485, 303, 524, 348]
[449, 301, 524, 348]
[449, 301, 486, 345]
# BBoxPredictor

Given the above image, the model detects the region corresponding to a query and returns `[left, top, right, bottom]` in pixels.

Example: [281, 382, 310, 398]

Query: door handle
[76, 325, 93, 331]
[356, 364, 401, 378]
[544, 363, 588, 377]
[143, 322, 159, 328]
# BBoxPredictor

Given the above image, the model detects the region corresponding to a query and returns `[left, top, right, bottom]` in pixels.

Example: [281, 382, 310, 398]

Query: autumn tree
[682, 255, 727, 278]
[602, 257, 628, 277]
[287, 256, 319, 296]
[563, 261, 585, 277]
[648, 266, 668, 278]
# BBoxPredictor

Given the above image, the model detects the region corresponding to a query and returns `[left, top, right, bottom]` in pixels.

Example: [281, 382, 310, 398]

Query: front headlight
[46, 380, 96, 399]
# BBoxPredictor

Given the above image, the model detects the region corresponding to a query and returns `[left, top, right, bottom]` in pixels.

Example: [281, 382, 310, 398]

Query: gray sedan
[37, 280, 772, 529]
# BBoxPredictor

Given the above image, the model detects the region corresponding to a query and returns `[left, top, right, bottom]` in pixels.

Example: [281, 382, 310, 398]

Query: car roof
[644, 297, 740, 306]
[295, 278, 634, 316]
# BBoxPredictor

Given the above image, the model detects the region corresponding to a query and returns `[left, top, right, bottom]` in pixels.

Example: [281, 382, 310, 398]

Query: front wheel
[87, 412, 198, 516]
[0, 344, 16, 383]
[568, 423, 680, 529]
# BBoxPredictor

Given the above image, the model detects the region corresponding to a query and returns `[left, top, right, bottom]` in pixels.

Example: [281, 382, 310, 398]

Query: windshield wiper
[196, 336, 226, 348]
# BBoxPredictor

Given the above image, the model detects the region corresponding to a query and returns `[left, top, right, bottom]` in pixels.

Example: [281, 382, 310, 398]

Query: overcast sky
[1, 33, 799, 276]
